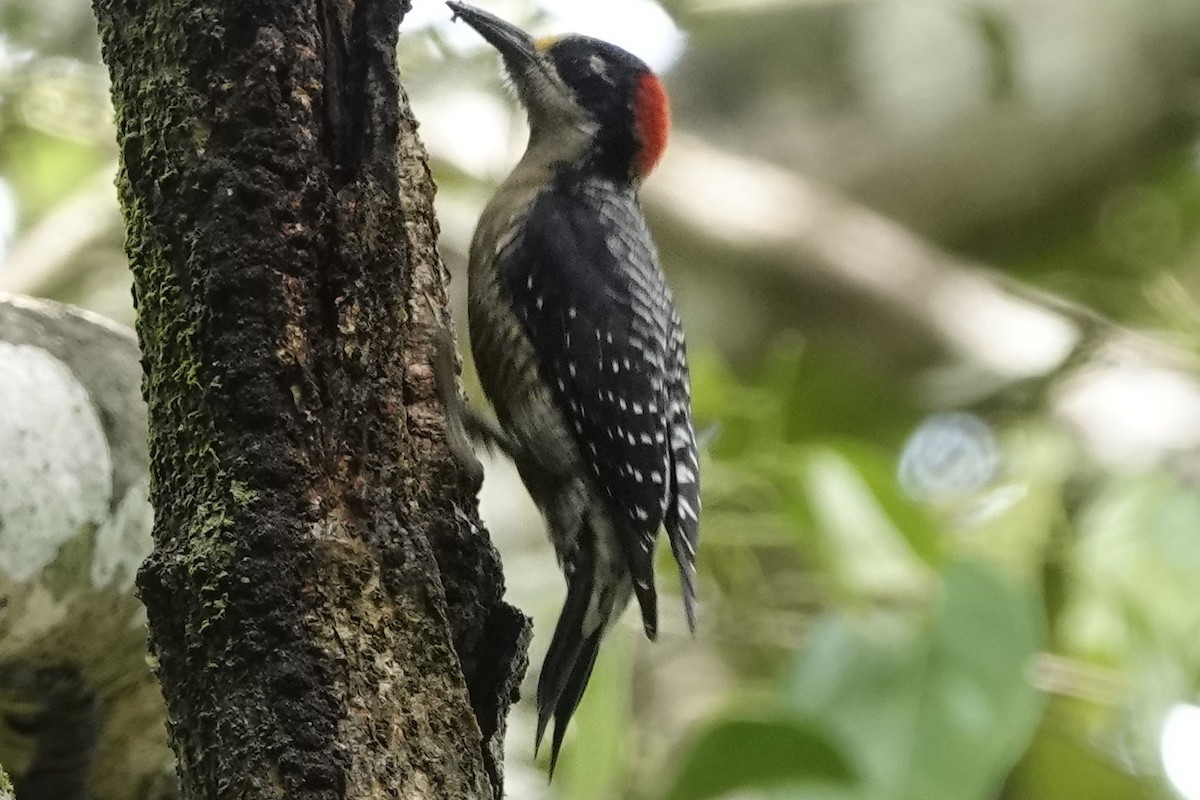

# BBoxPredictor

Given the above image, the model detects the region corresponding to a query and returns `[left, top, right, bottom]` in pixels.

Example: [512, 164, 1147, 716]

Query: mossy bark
[92, 1, 529, 797]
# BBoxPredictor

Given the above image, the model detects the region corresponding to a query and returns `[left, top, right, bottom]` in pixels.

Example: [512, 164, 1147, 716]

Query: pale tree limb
[0, 294, 169, 800]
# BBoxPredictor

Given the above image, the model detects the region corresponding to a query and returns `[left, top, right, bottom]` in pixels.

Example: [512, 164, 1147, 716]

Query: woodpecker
[446, 2, 701, 772]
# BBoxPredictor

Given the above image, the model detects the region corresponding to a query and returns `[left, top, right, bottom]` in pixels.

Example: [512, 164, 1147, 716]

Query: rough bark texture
[92, 1, 529, 798]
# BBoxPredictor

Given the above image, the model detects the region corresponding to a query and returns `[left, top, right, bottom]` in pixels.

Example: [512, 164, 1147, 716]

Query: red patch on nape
[633, 72, 670, 178]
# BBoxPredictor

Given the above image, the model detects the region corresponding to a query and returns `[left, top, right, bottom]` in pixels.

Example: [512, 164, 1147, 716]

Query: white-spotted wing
[500, 175, 683, 636]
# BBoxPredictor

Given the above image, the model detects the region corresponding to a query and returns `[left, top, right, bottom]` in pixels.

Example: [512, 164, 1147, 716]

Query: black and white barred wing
[502, 180, 688, 636]
[664, 312, 700, 631]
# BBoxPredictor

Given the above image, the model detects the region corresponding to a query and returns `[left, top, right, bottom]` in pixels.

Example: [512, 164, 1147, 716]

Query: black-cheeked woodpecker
[445, 2, 701, 773]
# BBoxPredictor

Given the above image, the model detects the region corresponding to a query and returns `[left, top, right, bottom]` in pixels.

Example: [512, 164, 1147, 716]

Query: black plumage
[447, 1, 700, 776]
[491, 172, 700, 768]
[505, 174, 673, 631]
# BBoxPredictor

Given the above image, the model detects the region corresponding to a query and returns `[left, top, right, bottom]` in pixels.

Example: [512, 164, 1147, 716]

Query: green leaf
[1007, 709, 1156, 800]
[3, 127, 108, 219]
[1067, 473, 1200, 659]
[689, 345, 922, 460]
[1060, 472, 1200, 767]
[822, 442, 945, 566]
[784, 561, 1044, 800]
[795, 445, 936, 601]
[663, 715, 854, 800]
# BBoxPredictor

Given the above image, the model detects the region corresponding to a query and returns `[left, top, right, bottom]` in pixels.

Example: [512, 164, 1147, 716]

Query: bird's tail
[535, 535, 629, 777]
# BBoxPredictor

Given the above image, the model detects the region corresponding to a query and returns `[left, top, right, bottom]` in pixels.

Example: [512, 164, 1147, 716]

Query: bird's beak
[447, 2, 539, 70]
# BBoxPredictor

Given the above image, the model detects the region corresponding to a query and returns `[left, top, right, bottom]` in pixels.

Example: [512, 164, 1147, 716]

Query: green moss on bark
[93, 0, 528, 797]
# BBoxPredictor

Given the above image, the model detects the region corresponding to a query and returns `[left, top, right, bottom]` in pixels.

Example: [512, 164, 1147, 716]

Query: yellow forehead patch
[534, 35, 561, 53]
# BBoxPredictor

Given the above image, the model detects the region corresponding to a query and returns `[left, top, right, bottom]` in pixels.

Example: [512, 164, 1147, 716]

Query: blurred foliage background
[4, 0, 1200, 798]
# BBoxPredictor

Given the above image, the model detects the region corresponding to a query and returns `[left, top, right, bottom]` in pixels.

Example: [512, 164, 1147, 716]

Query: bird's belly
[469, 276, 595, 558]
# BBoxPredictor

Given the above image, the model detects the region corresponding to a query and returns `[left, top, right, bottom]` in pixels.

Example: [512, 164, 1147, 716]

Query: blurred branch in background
[667, 0, 1200, 250]
[648, 133, 1084, 379]
[0, 164, 121, 308]
[648, 135, 1200, 470]
[0, 295, 167, 800]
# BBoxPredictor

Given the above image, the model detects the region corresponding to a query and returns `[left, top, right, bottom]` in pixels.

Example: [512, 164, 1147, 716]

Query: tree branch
[0, 295, 169, 800]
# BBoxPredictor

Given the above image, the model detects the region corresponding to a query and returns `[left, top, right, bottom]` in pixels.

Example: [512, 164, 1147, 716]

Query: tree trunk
[91, 1, 529, 797]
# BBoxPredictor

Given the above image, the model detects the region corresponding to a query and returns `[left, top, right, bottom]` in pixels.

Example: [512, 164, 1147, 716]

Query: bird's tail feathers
[536, 567, 592, 756]
[536, 537, 629, 778]
[616, 524, 659, 641]
[666, 524, 698, 633]
[545, 628, 602, 778]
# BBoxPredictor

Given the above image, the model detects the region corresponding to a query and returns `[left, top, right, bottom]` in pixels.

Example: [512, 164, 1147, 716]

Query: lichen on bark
[92, 0, 529, 796]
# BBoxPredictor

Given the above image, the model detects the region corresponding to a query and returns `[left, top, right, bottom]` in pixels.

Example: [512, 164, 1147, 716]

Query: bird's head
[448, 2, 670, 182]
